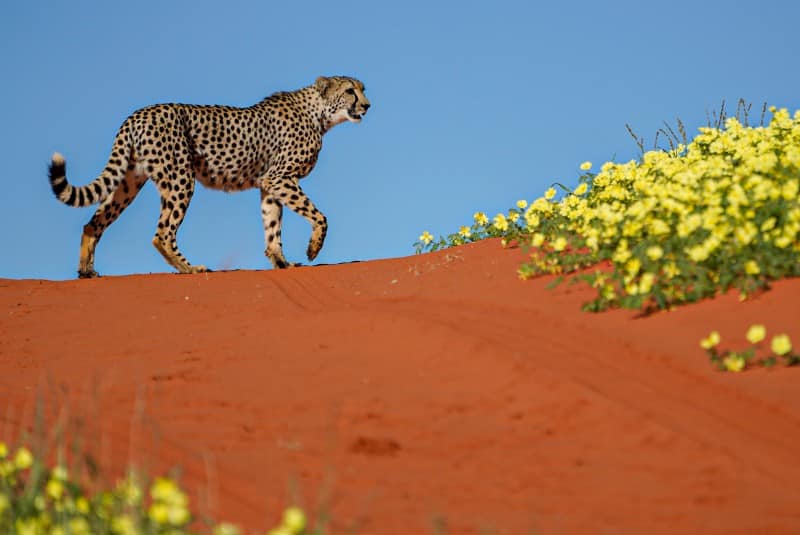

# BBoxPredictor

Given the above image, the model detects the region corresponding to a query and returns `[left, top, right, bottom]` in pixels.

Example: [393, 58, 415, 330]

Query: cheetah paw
[307, 243, 322, 261]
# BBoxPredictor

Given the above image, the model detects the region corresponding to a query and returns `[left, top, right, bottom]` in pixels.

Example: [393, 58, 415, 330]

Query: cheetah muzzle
[47, 75, 370, 278]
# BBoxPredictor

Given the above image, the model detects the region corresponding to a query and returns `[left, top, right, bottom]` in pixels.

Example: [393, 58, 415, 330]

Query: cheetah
[48, 75, 370, 278]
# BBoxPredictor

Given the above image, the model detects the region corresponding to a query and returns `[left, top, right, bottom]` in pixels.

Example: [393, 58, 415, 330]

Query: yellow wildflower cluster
[0, 441, 311, 535]
[419, 107, 800, 311]
[699, 325, 797, 371]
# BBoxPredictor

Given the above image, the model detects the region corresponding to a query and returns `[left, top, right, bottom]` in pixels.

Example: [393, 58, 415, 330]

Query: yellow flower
[46, 478, 64, 500]
[282, 506, 307, 534]
[782, 179, 799, 200]
[625, 281, 639, 295]
[493, 213, 509, 231]
[531, 233, 545, 247]
[735, 222, 757, 245]
[524, 210, 540, 229]
[544, 187, 556, 200]
[700, 330, 721, 350]
[574, 182, 588, 195]
[625, 258, 642, 277]
[639, 272, 656, 294]
[508, 211, 520, 223]
[76, 496, 90, 514]
[686, 244, 710, 263]
[149, 502, 169, 524]
[516, 199, 528, 209]
[580, 161, 592, 171]
[473, 211, 489, 226]
[746, 324, 766, 344]
[649, 218, 670, 236]
[14, 447, 33, 470]
[552, 236, 568, 252]
[167, 503, 190, 525]
[149, 477, 189, 526]
[774, 235, 792, 248]
[419, 231, 434, 245]
[612, 244, 631, 263]
[152, 476, 186, 500]
[723, 354, 746, 372]
[663, 262, 680, 278]
[744, 260, 760, 275]
[771, 334, 793, 356]
[646, 245, 663, 261]
[458, 226, 471, 238]
[0, 442, 7, 458]
[760, 217, 777, 232]
[601, 284, 616, 300]
[677, 213, 703, 238]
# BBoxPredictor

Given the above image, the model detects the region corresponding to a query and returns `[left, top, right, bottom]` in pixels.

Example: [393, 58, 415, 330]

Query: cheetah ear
[315, 76, 331, 97]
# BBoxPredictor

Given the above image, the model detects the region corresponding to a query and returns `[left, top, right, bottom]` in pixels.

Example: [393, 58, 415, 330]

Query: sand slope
[2, 239, 800, 534]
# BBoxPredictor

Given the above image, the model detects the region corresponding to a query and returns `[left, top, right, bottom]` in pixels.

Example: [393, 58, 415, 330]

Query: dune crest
[2, 239, 799, 533]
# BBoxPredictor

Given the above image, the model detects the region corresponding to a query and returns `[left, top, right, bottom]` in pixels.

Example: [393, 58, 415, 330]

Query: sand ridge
[2, 239, 800, 534]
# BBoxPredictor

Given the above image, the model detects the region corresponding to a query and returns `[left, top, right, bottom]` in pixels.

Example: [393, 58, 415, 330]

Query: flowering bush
[0, 440, 310, 535]
[700, 326, 798, 371]
[416, 107, 800, 312]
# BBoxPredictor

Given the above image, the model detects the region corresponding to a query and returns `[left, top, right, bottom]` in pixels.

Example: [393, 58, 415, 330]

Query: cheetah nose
[363, 102, 371, 111]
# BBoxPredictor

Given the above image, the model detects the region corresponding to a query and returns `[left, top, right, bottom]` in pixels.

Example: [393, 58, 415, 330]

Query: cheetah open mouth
[348, 109, 364, 122]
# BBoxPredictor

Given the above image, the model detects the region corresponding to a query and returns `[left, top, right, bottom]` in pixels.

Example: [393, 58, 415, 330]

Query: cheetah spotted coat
[48, 76, 370, 277]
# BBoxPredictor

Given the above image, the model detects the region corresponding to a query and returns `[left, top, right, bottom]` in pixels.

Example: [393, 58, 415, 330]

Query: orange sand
[2, 239, 800, 534]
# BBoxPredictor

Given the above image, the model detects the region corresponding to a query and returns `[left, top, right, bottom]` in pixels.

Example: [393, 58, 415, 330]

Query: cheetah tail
[48, 135, 131, 207]
[48, 153, 105, 207]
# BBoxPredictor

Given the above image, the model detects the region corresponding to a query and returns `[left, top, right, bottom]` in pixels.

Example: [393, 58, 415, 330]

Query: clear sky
[2, 1, 799, 280]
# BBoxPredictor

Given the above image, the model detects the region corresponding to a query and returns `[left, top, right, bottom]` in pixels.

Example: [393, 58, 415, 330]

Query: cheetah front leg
[261, 177, 328, 268]
[260, 189, 296, 269]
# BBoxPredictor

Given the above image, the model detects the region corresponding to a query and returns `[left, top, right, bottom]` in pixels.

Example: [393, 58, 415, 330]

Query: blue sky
[2, 1, 799, 279]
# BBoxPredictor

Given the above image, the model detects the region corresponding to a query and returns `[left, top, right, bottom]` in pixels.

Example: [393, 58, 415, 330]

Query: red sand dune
[2, 238, 800, 534]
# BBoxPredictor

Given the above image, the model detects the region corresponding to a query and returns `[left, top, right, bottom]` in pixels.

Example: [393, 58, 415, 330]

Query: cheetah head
[315, 76, 370, 126]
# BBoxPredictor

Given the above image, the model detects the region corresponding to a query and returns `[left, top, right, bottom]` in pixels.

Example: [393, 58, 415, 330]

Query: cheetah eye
[345, 88, 356, 96]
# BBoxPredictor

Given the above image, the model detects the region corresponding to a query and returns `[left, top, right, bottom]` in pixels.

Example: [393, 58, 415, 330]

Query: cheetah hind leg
[151, 237, 208, 274]
[151, 165, 208, 274]
[78, 168, 148, 278]
[78, 230, 100, 278]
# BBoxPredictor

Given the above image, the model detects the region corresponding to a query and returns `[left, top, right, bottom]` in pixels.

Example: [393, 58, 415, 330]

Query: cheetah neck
[254, 86, 331, 135]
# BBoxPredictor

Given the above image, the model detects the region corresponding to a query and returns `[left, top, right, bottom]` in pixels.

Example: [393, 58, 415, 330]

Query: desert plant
[416, 106, 800, 312]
